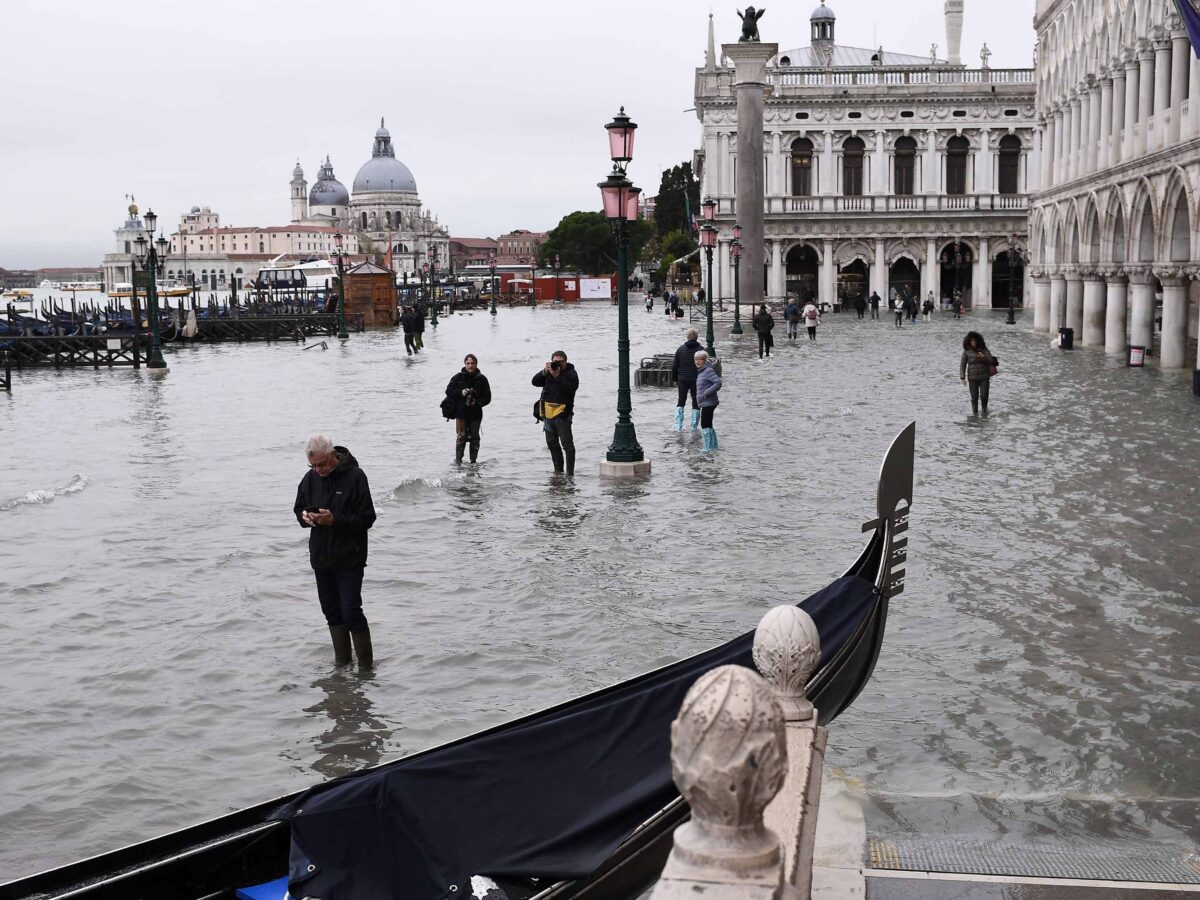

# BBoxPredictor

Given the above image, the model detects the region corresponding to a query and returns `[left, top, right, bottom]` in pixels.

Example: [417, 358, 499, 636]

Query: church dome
[310, 156, 349, 207]
[352, 118, 417, 194]
[811, 2, 835, 21]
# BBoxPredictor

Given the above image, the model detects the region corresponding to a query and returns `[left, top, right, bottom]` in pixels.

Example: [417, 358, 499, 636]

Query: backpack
[439, 395, 457, 420]
[805, 308, 818, 321]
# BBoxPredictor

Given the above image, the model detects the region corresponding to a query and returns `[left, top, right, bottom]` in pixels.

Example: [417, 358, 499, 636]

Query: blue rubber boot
[690, 409, 701, 430]
[710, 428, 719, 450]
[673, 406, 684, 430]
[701, 427, 715, 452]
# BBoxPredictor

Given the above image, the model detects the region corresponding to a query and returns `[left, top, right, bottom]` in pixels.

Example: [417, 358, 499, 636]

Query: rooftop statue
[737, 6, 765, 42]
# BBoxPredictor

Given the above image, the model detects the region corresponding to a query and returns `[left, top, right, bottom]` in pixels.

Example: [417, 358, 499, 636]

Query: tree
[653, 162, 701, 237]
[655, 229, 697, 281]
[539, 211, 654, 276]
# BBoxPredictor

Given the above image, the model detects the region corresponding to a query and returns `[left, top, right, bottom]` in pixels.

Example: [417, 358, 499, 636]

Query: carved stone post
[754, 606, 825, 900]
[652, 665, 793, 900]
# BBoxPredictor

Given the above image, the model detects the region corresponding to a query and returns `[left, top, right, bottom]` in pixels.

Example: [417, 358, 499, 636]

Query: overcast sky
[5, 0, 1035, 268]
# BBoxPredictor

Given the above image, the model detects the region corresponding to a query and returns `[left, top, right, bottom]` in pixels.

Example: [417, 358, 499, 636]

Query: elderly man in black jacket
[294, 435, 377, 668]
[671, 328, 703, 430]
[532, 349, 580, 476]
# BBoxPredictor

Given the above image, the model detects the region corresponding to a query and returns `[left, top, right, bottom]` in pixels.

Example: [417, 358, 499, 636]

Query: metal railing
[771, 193, 1029, 214]
[768, 67, 1034, 89]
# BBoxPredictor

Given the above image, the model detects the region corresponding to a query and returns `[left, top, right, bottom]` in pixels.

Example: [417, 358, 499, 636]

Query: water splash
[0, 474, 89, 512]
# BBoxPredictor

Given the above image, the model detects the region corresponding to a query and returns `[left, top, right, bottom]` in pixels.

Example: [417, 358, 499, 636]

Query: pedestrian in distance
[854, 293, 867, 320]
[802, 299, 821, 340]
[645, 294, 653, 312]
[924, 292, 935, 321]
[444, 354, 492, 464]
[892, 293, 905, 327]
[294, 435, 377, 669]
[532, 349, 579, 476]
[959, 330, 997, 416]
[400, 306, 420, 355]
[869, 290, 881, 319]
[752, 303, 775, 359]
[413, 303, 426, 349]
[695, 350, 722, 452]
[953, 294, 964, 319]
[783, 298, 801, 341]
[671, 328, 704, 430]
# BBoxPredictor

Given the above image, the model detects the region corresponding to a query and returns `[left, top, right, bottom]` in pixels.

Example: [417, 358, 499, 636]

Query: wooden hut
[342, 262, 397, 327]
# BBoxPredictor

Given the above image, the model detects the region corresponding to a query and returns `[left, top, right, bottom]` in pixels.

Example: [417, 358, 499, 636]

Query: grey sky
[5, 0, 1035, 268]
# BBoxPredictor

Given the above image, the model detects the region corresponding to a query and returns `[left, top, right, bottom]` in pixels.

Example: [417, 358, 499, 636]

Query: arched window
[791, 137, 814, 196]
[997, 135, 1021, 195]
[946, 136, 970, 195]
[385, 211, 392, 228]
[842, 137, 865, 196]
[894, 136, 917, 196]
[360, 212, 368, 229]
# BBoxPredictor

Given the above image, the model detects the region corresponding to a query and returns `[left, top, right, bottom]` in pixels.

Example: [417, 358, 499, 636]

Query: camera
[550, 360, 561, 371]
[463, 387, 477, 406]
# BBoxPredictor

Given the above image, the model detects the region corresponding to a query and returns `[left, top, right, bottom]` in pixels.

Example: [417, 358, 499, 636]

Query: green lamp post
[333, 231, 349, 339]
[489, 251, 497, 316]
[132, 208, 169, 370]
[731, 232, 744, 335]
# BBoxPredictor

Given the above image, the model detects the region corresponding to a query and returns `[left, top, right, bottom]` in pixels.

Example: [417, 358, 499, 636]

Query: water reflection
[304, 671, 392, 779]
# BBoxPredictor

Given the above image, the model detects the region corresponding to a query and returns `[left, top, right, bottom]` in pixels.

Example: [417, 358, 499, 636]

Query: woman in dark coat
[445, 354, 492, 462]
[959, 331, 996, 416]
[751, 304, 775, 359]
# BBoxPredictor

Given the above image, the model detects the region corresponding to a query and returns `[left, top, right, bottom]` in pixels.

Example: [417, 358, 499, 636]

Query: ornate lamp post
[529, 257, 537, 306]
[132, 208, 169, 370]
[333, 231, 349, 339]
[598, 106, 646, 472]
[700, 223, 717, 357]
[731, 222, 744, 335]
[555, 253, 562, 303]
[428, 247, 439, 326]
[489, 251, 498, 316]
[420, 263, 428, 302]
[1006, 234, 1022, 325]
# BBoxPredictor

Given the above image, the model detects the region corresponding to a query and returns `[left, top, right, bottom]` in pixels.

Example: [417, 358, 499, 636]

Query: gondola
[1, 423, 915, 900]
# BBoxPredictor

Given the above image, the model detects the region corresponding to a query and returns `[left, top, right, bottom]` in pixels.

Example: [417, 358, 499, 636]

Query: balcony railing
[767, 67, 1034, 89]
[770, 194, 1029, 214]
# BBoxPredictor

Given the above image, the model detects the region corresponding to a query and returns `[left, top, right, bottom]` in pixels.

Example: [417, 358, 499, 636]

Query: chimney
[944, 0, 963, 66]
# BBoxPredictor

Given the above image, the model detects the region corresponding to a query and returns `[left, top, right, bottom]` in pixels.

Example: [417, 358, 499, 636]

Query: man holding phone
[531, 350, 579, 477]
[294, 435, 377, 668]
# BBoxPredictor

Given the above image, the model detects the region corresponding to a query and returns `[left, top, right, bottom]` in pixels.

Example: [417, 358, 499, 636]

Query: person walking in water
[959, 330, 997, 416]
[868, 290, 881, 319]
[752, 303, 775, 359]
[892, 292, 905, 327]
[783, 298, 801, 341]
[695, 350, 722, 452]
[802, 299, 821, 340]
[400, 306, 421, 355]
[853, 293, 867, 320]
[532, 349, 579, 476]
[923, 292, 935, 321]
[294, 435, 377, 669]
[671, 328, 704, 430]
[445, 354, 492, 463]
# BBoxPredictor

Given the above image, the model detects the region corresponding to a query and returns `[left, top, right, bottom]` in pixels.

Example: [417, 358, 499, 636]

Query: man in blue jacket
[294, 435, 377, 668]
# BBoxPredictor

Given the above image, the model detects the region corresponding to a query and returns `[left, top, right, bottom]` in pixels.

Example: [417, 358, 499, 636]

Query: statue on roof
[737, 6, 765, 42]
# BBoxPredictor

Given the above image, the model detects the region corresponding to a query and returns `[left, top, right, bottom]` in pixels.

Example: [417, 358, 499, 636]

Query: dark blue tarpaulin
[276, 575, 879, 900]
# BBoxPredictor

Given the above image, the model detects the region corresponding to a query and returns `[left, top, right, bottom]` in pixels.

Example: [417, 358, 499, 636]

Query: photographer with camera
[532, 350, 579, 476]
[445, 353, 492, 464]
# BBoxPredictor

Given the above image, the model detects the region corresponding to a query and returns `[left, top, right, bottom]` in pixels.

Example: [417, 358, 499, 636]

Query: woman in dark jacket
[445, 354, 492, 462]
[751, 304, 775, 359]
[959, 331, 996, 416]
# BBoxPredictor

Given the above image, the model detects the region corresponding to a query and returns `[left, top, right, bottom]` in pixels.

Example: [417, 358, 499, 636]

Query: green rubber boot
[329, 625, 352, 666]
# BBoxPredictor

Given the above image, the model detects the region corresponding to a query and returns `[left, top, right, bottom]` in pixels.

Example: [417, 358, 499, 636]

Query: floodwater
[1, 301, 1197, 882]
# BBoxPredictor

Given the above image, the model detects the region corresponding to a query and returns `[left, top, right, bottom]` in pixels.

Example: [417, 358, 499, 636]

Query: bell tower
[290, 160, 308, 223]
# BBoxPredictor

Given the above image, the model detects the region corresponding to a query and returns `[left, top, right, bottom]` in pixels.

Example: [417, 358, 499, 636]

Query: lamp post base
[147, 365, 170, 378]
[731, 322, 744, 335]
[599, 459, 652, 478]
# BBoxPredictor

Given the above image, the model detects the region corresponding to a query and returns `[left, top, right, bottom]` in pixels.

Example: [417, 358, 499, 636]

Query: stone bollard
[651, 665, 796, 900]
[755, 606, 826, 899]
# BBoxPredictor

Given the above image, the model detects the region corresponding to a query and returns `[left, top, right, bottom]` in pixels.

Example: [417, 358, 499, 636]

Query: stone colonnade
[1029, 265, 1197, 369]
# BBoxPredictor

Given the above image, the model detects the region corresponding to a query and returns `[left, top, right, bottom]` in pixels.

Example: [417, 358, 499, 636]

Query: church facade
[694, 2, 1038, 309]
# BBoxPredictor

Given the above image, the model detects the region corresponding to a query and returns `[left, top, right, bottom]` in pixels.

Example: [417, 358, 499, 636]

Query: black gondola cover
[276, 575, 880, 900]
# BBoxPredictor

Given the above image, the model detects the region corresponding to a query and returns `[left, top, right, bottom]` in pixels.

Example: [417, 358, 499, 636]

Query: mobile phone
[304, 506, 320, 514]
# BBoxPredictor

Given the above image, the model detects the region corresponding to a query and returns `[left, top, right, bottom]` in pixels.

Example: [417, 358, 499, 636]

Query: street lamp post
[428, 248, 439, 326]
[132, 208, 169, 371]
[333, 232, 349, 339]
[1006, 235, 1021, 325]
[730, 222, 743, 335]
[555, 253, 561, 303]
[489, 251, 497, 316]
[700, 197, 717, 356]
[598, 106, 646, 472]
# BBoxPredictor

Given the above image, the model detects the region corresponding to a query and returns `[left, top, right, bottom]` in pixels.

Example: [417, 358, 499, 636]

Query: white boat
[61, 281, 103, 292]
[256, 256, 338, 292]
[39, 279, 59, 289]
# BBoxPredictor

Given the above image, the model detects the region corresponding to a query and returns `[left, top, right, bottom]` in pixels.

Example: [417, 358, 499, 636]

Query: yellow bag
[542, 401, 567, 420]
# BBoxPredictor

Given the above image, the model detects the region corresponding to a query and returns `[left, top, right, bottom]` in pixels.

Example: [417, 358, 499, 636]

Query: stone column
[1191, 50, 1200, 139]
[770, 132, 783, 198]
[1128, 268, 1156, 350]
[1158, 269, 1190, 368]
[873, 129, 887, 195]
[1067, 95, 1080, 182]
[1049, 272, 1067, 329]
[1032, 273, 1052, 332]
[872, 239, 886, 298]
[923, 238, 938, 300]
[975, 237, 990, 308]
[978, 127, 993, 194]
[725, 40, 778, 314]
[926, 130, 941, 195]
[1040, 117, 1053, 191]
[821, 239, 835, 307]
[1124, 56, 1140, 160]
[821, 131, 834, 196]
[770, 240, 785, 301]
[1154, 37, 1172, 148]
[1031, 125, 1042, 193]
[1138, 45, 1156, 155]
[1082, 272, 1107, 346]
[1104, 271, 1129, 355]
[1111, 64, 1127, 165]
[1090, 80, 1104, 172]
[1098, 77, 1114, 170]
[1170, 33, 1190, 145]
[1053, 108, 1066, 186]
[1079, 82, 1094, 175]
[1065, 268, 1084, 334]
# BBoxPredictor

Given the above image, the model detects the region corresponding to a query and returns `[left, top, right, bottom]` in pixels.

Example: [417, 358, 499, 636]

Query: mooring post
[132, 294, 142, 369]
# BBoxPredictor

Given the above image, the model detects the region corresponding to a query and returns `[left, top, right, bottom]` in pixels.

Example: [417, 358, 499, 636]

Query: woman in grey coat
[695, 350, 723, 452]
[959, 331, 996, 416]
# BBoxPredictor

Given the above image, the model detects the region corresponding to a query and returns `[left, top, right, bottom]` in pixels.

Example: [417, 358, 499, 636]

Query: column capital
[1103, 268, 1128, 284]
[1123, 52, 1141, 70]
[1125, 265, 1154, 284]
[1098, 71, 1113, 87]
[1153, 265, 1191, 285]
[1062, 265, 1083, 280]
[1081, 267, 1105, 282]
[1137, 40, 1155, 61]
[1049, 269, 1066, 282]
[1171, 30, 1190, 44]
[1110, 58, 1127, 77]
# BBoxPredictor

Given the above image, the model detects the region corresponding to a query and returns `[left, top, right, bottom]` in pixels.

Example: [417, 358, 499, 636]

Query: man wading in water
[294, 435, 377, 668]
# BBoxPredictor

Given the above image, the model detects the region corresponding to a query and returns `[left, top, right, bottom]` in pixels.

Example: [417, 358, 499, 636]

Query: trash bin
[1058, 327, 1074, 349]
[1127, 345, 1146, 367]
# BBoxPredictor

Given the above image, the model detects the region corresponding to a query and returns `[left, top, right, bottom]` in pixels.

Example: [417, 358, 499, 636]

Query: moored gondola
[0, 423, 914, 900]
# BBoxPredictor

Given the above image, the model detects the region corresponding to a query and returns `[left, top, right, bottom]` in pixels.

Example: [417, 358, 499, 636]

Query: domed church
[289, 118, 449, 276]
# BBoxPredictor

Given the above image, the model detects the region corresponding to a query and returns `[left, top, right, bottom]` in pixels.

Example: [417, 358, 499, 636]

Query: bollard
[1128, 345, 1146, 367]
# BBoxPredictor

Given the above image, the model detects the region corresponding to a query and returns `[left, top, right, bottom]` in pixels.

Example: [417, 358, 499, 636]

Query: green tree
[539, 211, 653, 276]
[655, 229, 697, 280]
[653, 162, 701, 237]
